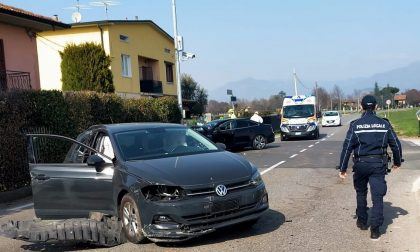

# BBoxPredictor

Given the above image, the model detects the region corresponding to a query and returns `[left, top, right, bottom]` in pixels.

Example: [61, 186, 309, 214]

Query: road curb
[0, 187, 32, 204]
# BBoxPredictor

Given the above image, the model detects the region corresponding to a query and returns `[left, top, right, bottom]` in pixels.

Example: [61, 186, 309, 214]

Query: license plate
[295, 132, 301, 135]
[212, 199, 239, 213]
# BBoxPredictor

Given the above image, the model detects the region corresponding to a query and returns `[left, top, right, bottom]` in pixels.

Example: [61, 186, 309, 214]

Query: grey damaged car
[24, 123, 269, 244]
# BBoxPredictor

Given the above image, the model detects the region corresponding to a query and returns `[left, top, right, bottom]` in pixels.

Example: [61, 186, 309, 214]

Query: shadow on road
[381, 201, 408, 234]
[157, 209, 285, 248]
[20, 241, 99, 252]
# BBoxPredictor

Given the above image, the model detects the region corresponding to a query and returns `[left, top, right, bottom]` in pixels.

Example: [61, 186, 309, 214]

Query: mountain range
[208, 61, 420, 101]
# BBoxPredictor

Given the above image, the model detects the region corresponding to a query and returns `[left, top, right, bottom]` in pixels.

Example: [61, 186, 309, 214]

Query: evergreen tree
[60, 42, 114, 93]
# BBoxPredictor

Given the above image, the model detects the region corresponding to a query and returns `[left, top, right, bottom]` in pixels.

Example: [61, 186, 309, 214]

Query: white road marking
[5, 202, 34, 212]
[411, 176, 420, 193]
[261, 161, 286, 175]
[290, 154, 298, 158]
[321, 138, 326, 141]
[308, 145, 314, 148]
[327, 135, 331, 138]
[300, 149, 307, 153]
[315, 141, 320, 144]
[331, 133, 335, 136]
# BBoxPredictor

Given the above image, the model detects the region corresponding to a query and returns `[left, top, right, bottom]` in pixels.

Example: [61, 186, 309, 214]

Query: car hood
[323, 116, 339, 119]
[124, 151, 254, 187]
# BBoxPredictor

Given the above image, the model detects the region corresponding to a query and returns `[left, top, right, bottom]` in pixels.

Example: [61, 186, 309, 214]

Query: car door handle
[35, 174, 50, 181]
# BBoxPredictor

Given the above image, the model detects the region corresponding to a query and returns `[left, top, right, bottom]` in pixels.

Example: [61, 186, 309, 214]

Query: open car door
[27, 132, 115, 220]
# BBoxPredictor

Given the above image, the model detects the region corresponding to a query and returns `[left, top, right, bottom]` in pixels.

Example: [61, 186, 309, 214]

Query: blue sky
[3, 0, 420, 91]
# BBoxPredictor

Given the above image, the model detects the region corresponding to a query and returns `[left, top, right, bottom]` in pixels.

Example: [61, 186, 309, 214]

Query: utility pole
[315, 81, 319, 112]
[293, 68, 298, 96]
[171, 0, 183, 118]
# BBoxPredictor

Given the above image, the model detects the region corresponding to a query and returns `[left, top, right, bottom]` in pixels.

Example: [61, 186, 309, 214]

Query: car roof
[89, 123, 185, 134]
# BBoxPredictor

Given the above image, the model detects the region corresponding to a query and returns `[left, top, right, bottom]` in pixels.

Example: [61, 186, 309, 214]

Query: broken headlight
[141, 185, 185, 201]
[250, 170, 263, 186]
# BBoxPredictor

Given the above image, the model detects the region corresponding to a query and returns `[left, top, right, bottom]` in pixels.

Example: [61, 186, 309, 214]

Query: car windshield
[114, 127, 220, 161]
[323, 111, 339, 116]
[283, 105, 314, 118]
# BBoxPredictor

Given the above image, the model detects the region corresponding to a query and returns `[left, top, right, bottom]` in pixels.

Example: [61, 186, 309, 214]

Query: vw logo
[215, 184, 228, 197]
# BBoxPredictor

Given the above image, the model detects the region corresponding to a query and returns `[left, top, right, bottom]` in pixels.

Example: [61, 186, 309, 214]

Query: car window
[324, 111, 339, 116]
[114, 128, 219, 161]
[64, 130, 96, 163]
[94, 133, 115, 163]
[219, 121, 233, 130]
[236, 120, 249, 128]
[248, 120, 259, 126]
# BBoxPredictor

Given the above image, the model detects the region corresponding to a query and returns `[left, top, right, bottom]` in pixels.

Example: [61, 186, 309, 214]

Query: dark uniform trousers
[353, 159, 387, 228]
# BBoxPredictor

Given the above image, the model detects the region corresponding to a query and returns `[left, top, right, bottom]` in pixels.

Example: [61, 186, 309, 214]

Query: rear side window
[236, 120, 249, 128]
[248, 121, 259, 126]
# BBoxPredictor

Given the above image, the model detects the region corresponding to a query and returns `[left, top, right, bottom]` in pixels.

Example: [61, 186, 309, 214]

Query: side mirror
[316, 111, 322, 118]
[87, 154, 107, 172]
[215, 142, 226, 150]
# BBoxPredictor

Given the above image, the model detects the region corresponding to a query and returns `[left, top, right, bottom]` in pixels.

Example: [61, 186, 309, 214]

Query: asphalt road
[1, 114, 420, 251]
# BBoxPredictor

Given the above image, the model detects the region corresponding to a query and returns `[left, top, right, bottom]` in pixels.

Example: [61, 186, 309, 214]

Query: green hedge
[0, 90, 181, 192]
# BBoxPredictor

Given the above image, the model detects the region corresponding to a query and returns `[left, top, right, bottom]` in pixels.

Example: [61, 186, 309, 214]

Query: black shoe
[356, 219, 368, 230]
[370, 227, 380, 239]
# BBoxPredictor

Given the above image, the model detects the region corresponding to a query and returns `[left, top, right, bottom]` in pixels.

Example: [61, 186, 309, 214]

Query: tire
[120, 194, 145, 244]
[281, 135, 287, 141]
[313, 129, 320, 140]
[252, 135, 267, 150]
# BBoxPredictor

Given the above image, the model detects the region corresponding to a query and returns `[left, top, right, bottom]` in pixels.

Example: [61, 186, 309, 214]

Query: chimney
[135, 15, 138, 20]
[52, 14, 59, 21]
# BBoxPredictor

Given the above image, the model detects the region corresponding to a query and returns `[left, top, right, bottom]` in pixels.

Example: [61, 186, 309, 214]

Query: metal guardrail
[0, 70, 31, 91]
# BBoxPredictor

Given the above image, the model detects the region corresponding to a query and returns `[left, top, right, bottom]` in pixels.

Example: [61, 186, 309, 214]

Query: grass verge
[378, 108, 420, 137]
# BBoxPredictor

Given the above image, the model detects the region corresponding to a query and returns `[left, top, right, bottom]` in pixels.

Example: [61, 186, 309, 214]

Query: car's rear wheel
[252, 135, 266, 150]
[120, 194, 145, 244]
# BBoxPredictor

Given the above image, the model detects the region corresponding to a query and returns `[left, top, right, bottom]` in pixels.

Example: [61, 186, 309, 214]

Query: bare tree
[314, 86, 330, 111]
[331, 85, 344, 111]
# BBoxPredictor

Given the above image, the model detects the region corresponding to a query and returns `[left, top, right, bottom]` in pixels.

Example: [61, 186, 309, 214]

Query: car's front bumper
[280, 124, 318, 138]
[321, 120, 340, 126]
[139, 184, 269, 242]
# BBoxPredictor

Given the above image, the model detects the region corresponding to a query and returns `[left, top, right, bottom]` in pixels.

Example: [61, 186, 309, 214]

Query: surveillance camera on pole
[182, 51, 196, 60]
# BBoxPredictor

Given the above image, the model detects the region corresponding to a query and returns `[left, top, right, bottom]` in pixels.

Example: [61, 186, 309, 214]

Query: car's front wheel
[252, 135, 267, 150]
[120, 194, 145, 244]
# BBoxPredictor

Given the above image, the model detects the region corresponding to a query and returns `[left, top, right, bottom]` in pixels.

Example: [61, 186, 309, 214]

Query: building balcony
[140, 80, 163, 96]
[0, 70, 32, 92]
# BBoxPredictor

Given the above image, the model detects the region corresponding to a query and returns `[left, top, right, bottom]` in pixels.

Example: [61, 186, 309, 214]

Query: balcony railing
[0, 70, 32, 92]
[140, 80, 163, 95]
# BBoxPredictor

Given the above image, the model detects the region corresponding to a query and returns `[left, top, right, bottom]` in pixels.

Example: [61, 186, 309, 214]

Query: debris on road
[0, 216, 125, 247]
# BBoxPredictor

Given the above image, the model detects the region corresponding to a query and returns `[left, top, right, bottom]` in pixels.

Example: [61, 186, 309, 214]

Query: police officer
[338, 95, 402, 239]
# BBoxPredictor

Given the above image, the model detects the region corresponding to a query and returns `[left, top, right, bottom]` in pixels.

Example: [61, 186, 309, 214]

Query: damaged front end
[136, 179, 269, 242]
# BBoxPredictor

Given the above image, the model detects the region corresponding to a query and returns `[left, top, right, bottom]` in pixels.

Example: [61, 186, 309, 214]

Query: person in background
[250, 111, 263, 123]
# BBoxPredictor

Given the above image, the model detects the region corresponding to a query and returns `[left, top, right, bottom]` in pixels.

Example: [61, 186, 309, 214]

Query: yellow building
[36, 20, 177, 98]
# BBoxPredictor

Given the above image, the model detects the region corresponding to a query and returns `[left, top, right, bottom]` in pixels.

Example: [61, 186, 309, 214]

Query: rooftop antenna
[90, 0, 120, 19]
[64, 0, 90, 23]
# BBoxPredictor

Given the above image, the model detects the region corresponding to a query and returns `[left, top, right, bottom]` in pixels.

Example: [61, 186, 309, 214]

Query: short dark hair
[361, 95, 377, 110]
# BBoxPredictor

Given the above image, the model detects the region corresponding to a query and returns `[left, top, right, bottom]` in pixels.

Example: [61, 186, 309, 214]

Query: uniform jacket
[338, 111, 402, 172]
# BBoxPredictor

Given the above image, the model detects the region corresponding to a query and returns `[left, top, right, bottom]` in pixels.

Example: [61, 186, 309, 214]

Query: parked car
[321, 111, 341, 127]
[193, 118, 275, 150]
[26, 123, 269, 244]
